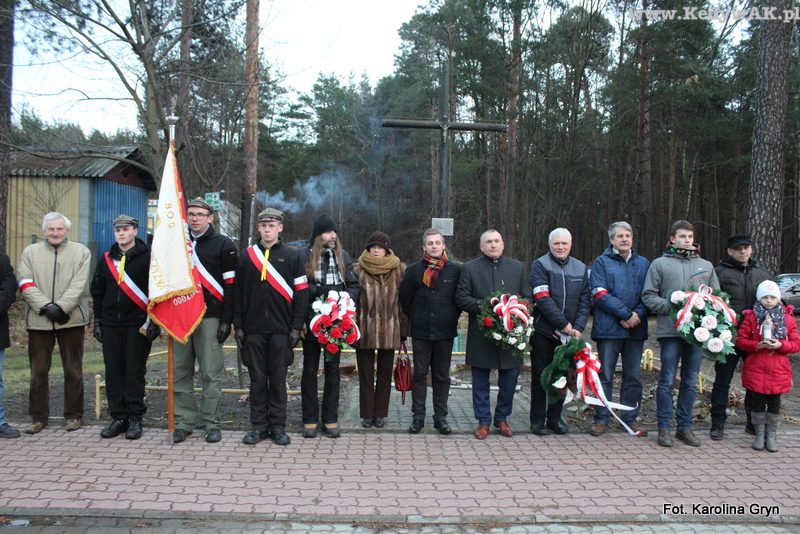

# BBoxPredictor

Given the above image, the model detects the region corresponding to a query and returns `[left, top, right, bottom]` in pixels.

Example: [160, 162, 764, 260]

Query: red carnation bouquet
[309, 290, 361, 360]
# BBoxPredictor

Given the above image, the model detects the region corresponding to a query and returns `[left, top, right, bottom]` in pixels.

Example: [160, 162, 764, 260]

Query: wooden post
[168, 337, 175, 442]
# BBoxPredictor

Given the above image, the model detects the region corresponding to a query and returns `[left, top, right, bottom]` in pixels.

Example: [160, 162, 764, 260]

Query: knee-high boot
[765, 413, 780, 453]
[751, 412, 766, 451]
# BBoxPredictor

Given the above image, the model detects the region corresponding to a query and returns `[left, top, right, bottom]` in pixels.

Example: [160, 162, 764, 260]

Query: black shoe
[709, 422, 724, 441]
[100, 419, 128, 439]
[321, 426, 340, 438]
[270, 427, 291, 446]
[530, 422, 551, 436]
[242, 427, 270, 445]
[433, 420, 452, 435]
[205, 428, 222, 443]
[373, 418, 386, 428]
[173, 429, 192, 444]
[408, 419, 424, 434]
[546, 418, 569, 435]
[302, 426, 318, 438]
[361, 418, 373, 428]
[125, 419, 143, 440]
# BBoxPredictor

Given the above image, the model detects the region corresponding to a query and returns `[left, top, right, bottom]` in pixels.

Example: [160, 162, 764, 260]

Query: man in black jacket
[172, 199, 238, 444]
[299, 214, 360, 438]
[456, 229, 529, 440]
[399, 228, 462, 435]
[0, 250, 19, 438]
[710, 233, 772, 440]
[91, 215, 158, 440]
[234, 208, 308, 446]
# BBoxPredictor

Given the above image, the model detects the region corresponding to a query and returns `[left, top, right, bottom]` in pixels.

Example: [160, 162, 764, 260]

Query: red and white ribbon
[491, 293, 530, 332]
[569, 341, 641, 436]
[674, 284, 737, 331]
[309, 291, 360, 343]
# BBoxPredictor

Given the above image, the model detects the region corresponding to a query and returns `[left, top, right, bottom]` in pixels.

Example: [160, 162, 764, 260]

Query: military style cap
[187, 197, 214, 213]
[258, 207, 284, 223]
[112, 214, 139, 228]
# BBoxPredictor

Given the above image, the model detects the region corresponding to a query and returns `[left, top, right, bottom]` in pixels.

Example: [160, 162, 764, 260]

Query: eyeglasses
[187, 212, 210, 219]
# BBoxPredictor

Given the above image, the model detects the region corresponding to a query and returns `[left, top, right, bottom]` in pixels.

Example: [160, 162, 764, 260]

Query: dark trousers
[471, 366, 519, 425]
[410, 338, 453, 422]
[530, 332, 566, 425]
[356, 348, 394, 420]
[301, 336, 340, 425]
[748, 390, 781, 414]
[28, 327, 85, 423]
[102, 325, 150, 420]
[243, 333, 292, 429]
[710, 348, 751, 424]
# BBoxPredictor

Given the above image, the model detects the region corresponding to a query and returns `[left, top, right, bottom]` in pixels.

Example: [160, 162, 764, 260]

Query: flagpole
[166, 114, 178, 445]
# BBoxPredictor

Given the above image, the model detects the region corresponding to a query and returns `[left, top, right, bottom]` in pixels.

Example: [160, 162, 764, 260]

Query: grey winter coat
[641, 250, 719, 338]
[455, 255, 530, 369]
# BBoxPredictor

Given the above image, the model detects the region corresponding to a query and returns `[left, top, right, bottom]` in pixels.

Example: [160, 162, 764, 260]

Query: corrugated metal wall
[6, 176, 87, 267]
[92, 180, 149, 254]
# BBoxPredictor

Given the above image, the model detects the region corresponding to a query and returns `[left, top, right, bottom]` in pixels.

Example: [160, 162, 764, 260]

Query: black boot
[100, 418, 128, 439]
[126, 418, 143, 440]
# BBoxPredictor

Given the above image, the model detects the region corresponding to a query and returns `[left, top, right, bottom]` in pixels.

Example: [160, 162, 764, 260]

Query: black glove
[216, 321, 232, 344]
[288, 328, 301, 348]
[235, 328, 246, 347]
[93, 322, 103, 343]
[145, 322, 161, 343]
[42, 303, 69, 324]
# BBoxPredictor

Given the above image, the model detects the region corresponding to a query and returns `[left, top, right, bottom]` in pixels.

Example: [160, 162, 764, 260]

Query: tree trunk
[0, 0, 13, 250]
[747, 0, 793, 274]
[503, 0, 521, 256]
[241, 0, 259, 246]
[176, 0, 192, 182]
[636, 1, 653, 254]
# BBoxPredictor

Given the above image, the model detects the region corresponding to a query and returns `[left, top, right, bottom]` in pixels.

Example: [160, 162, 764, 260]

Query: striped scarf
[422, 251, 447, 289]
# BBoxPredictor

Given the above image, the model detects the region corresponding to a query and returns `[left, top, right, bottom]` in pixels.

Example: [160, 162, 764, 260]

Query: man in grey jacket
[642, 220, 719, 448]
[18, 212, 91, 434]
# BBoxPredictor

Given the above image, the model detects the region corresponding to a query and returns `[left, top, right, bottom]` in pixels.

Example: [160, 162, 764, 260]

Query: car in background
[776, 273, 800, 311]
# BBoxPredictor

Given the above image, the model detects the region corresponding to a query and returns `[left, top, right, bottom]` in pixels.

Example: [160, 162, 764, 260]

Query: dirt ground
[3, 312, 799, 432]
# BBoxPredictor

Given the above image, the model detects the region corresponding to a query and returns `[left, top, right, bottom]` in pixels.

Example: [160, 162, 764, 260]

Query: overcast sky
[12, 0, 423, 134]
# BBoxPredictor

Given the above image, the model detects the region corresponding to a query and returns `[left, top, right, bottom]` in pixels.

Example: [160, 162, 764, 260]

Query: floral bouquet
[309, 290, 361, 360]
[478, 292, 532, 353]
[669, 284, 738, 363]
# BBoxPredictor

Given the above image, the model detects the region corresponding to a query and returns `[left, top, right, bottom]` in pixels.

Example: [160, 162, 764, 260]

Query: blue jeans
[0, 348, 5, 426]
[471, 366, 519, 426]
[594, 339, 644, 425]
[657, 337, 702, 430]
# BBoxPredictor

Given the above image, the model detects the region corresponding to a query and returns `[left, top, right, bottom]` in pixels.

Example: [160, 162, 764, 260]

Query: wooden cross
[382, 62, 507, 218]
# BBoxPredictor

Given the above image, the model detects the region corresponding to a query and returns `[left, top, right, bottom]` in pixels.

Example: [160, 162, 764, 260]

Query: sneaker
[675, 427, 701, 447]
[242, 427, 270, 445]
[657, 428, 673, 447]
[590, 422, 608, 437]
[65, 418, 82, 431]
[0, 423, 20, 439]
[126, 419, 143, 440]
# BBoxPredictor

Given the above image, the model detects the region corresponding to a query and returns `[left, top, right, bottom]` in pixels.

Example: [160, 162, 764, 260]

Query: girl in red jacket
[736, 280, 800, 452]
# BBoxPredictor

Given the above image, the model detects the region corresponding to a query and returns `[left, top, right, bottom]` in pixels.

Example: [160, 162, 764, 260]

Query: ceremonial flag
[147, 142, 206, 342]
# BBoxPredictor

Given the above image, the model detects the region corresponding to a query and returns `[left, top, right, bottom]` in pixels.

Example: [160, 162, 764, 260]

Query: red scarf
[422, 251, 447, 289]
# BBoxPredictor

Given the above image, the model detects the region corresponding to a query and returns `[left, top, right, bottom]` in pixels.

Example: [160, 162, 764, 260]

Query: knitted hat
[310, 214, 337, 242]
[365, 231, 390, 251]
[756, 280, 781, 301]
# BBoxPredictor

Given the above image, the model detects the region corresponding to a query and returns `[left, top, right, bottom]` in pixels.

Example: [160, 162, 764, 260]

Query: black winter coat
[715, 256, 773, 315]
[399, 259, 462, 341]
[0, 252, 16, 349]
[191, 225, 237, 322]
[90, 239, 150, 328]
[456, 255, 529, 369]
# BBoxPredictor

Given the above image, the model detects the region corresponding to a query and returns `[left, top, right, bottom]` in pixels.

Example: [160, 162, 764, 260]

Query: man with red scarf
[400, 228, 462, 435]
